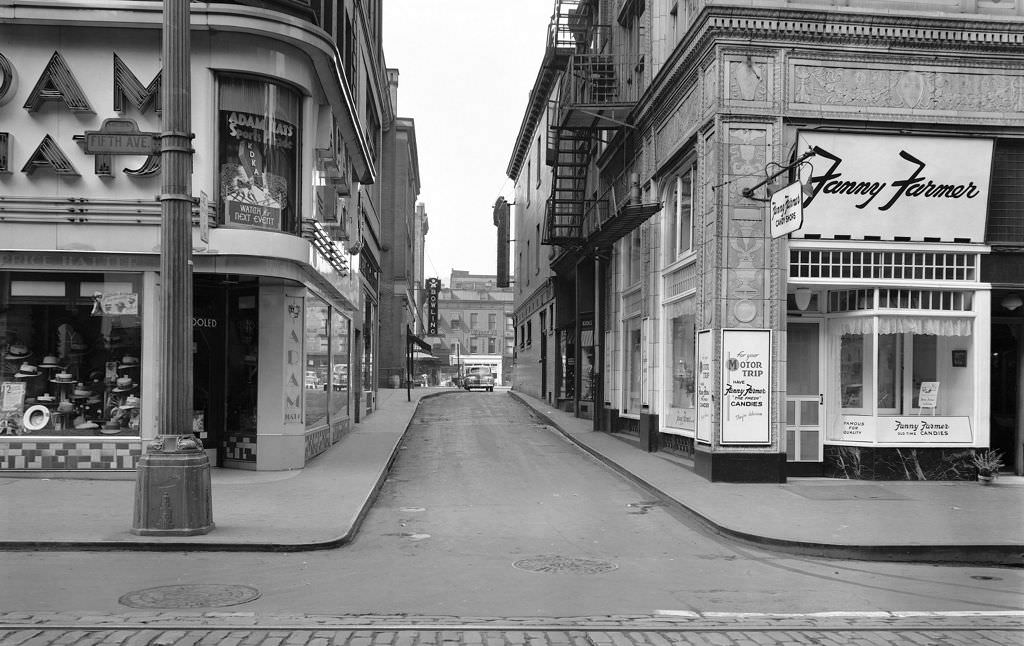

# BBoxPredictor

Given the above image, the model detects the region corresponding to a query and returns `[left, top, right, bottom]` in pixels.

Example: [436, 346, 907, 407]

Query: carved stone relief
[655, 87, 699, 166]
[728, 58, 770, 103]
[727, 127, 768, 201]
[791, 63, 1024, 115]
[703, 61, 718, 115]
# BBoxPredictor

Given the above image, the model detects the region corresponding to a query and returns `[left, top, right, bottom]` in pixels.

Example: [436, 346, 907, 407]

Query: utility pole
[131, 0, 213, 535]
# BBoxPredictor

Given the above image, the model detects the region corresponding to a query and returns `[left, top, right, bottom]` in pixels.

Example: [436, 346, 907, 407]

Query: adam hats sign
[796, 133, 993, 242]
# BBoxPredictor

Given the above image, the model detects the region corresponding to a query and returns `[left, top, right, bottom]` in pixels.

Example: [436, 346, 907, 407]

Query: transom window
[791, 249, 977, 281]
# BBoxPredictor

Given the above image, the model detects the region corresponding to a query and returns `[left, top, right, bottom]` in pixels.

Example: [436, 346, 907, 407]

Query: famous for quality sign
[721, 329, 771, 445]
[795, 132, 993, 242]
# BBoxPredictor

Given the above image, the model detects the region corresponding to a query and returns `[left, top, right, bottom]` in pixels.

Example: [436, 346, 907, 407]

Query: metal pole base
[131, 435, 214, 536]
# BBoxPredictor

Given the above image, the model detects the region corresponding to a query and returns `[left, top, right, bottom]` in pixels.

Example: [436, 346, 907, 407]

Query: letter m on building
[113, 54, 161, 114]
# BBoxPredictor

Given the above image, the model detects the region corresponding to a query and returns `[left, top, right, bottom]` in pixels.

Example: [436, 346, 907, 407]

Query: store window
[218, 75, 302, 235]
[625, 317, 642, 412]
[663, 298, 695, 432]
[330, 310, 350, 421]
[0, 273, 143, 436]
[829, 310, 975, 442]
[304, 297, 330, 430]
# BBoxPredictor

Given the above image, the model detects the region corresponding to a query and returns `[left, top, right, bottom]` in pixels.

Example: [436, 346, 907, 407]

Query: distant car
[462, 367, 495, 392]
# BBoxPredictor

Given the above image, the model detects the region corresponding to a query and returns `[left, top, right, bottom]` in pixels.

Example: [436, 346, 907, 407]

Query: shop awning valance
[830, 316, 973, 337]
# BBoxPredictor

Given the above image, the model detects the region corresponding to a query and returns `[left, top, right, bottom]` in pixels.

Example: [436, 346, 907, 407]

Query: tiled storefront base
[824, 445, 977, 480]
[305, 418, 352, 463]
[1, 439, 141, 470]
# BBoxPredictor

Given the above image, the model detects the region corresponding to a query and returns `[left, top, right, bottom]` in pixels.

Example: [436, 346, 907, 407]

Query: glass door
[786, 321, 823, 462]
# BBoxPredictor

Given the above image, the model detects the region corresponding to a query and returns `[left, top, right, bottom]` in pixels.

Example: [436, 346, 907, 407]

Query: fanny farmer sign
[796, 133, 993, 241]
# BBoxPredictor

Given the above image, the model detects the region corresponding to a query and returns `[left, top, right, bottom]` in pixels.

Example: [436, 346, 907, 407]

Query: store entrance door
[991, 323, 1022, 475]
[785, 321, 824, 474]
[193, 281, 227, 467]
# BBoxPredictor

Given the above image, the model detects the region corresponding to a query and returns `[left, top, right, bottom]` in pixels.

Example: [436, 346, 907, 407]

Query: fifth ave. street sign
[82, 118, 160, 156]
[770, 181, 803, 239]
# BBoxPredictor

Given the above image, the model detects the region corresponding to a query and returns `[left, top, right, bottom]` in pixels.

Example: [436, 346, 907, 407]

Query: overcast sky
[383, 1, 554, 286]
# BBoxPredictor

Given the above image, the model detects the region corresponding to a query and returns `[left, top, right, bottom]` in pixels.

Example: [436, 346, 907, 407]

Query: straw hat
[40, 355, 61, 368]
[4, 344, 30, 360]
[15, 363, 40, 378]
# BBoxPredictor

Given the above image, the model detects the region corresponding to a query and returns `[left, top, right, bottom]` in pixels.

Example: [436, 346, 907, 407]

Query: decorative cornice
[635, 5, 1024, 132]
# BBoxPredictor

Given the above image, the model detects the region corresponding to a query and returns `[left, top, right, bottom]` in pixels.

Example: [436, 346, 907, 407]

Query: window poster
[219, 77, 300, 233]
[695, 330, 713, 443]
[720, 328, 771, 445]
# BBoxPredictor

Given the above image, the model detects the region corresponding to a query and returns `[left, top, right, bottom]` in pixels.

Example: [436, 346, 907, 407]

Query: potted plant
[970, 449, 1004, 485]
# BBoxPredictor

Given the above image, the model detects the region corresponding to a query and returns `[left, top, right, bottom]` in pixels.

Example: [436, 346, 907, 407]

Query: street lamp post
[131, 0, 213, 535]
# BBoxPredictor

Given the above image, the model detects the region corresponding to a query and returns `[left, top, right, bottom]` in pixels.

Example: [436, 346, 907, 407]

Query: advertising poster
[219, 78, 300, 232]
[721, 329, 771, 445]
[695, 330, 713, 443]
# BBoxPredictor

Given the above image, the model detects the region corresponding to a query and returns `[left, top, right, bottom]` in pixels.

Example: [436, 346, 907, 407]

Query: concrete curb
[510, 391, 1024, 568]
[0, 392, 444, 553]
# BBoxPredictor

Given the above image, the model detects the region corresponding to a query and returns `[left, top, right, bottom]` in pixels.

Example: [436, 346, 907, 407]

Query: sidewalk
[0, 388, 1021, 565]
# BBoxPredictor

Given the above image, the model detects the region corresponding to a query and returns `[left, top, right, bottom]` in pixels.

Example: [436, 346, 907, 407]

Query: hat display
[4, 344, 30, 360]
[50, 370, 75, 384]
[112, 376, 135, 392]
[71, 383, 93, 398]
[56, 401, 75, 413]
[40, 355, 61, 368]
[101, 421, 122, 434]
[15, 363, 40, 378]
[22, 405, 51, 432]
[36, 393, 56, 404]
[73, 416, 99, 431]
[119, 395, 141, 410]
[119, 355, 140, 369]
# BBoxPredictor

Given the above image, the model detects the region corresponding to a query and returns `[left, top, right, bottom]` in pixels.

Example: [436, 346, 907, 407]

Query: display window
[825, 287, 977, 445]
[624, 317, 642, 413]
[0, 272, 143, 437]
[662, 297, 696, 434]
[330, 310, 350, 421]
[218, 75, 302, 235]
[304, 297, 330, 431]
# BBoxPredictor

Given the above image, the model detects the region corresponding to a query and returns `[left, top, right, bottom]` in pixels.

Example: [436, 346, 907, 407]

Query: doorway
[786, 320, 824, 475]
[193, 277, 260, 468]
[991, 322, 1022, 475]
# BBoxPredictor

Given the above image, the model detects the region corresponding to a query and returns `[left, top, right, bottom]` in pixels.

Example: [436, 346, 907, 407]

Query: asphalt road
[1, 391, 1021, 623]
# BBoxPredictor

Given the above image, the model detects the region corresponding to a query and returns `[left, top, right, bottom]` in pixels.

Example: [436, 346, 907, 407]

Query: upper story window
[218, 75, 302, 235]
[625, 228, 642, 286]
[470, 313, 479, 329]
[664, 164, 695, 261]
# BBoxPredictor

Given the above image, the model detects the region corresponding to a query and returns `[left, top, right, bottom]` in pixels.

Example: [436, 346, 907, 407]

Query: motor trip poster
[219, 109, 297, 231]
[720, 329, 771, 445]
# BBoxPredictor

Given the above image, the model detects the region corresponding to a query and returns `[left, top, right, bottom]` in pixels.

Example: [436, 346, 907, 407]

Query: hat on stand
[14, 363, 40, 378]
[4, 344, 30, 360]
[50, 370, 75, 384]
[112, 376, 136, 392]
[39, 355, 61, 368]
[118, 356, 140, 369]
[71, 383, 93, 399]
[118, 395, 141, 410]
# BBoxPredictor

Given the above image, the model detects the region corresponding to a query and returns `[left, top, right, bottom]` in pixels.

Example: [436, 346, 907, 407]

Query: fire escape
[543, 0, 649, 251]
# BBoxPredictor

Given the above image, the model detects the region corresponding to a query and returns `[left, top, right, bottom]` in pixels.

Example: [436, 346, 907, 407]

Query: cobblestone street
[1, 613, 1022, 646]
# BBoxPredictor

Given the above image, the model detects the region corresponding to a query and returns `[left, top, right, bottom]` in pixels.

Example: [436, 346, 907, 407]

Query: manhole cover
[118, 584, 261, 609]
[513, 555, 618, 574]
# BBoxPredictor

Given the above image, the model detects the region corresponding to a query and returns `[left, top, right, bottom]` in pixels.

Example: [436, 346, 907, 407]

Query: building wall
[0, 0, 388, 471]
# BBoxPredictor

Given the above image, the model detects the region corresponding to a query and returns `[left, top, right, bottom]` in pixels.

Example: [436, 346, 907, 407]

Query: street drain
[118, 584, 261, 609]
[513, 555, 618, 574]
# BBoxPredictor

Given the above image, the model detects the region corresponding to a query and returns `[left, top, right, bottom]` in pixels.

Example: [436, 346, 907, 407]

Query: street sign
[82, 118, 160, 156]
[769, 181, 803, 239]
